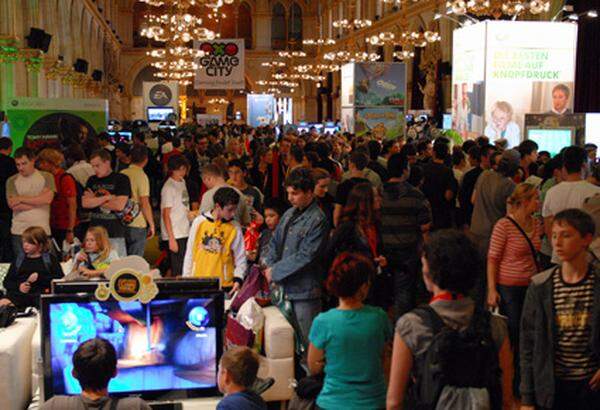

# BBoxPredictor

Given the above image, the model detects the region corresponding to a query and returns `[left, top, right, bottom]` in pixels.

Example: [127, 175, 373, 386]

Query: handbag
[506, 216, 542, 272]
[225, 314, 255, 348]
[230, 265, 270, 312]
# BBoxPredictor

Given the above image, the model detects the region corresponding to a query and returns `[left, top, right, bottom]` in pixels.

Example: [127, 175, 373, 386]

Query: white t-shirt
[542, 180, 600, 261]
[6, 170, 55, 235]
[160, 178, 191, 241]
[66, 161, 95, 187]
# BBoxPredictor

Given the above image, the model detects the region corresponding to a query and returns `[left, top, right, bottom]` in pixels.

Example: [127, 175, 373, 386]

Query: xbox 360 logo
[149, 84, 172, 106]
[10, 100, 18, 107]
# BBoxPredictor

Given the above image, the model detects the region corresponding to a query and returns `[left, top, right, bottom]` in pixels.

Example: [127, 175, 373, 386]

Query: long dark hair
[340, 182, 377, 226]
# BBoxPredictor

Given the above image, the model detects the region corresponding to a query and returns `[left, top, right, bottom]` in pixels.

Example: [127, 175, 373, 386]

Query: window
[271, 2, 286, 50]
[288, 3, 302, 49]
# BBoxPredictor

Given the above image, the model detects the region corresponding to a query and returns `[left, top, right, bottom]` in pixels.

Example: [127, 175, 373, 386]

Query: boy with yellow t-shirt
[182, 187, 247, 292]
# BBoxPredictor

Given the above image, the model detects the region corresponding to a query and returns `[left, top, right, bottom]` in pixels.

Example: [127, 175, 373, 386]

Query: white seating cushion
[262, 306, 294, 359]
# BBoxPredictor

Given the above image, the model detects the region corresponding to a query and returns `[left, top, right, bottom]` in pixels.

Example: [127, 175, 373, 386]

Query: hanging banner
[143, 81, 179, 109]
[194, 39, 245, 89]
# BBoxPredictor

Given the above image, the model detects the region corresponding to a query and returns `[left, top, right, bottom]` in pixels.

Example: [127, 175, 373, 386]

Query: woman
[250, 145, 273, 197]
[487, 183, 542, 395]
[308, 252, 392, 410]
[324, 182, 386, 271]
[387, 230, 513, 410]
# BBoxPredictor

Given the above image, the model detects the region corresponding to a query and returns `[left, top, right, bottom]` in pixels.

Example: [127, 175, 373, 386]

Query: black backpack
[409, 305, 503, 410]
[0, 305, 17, 328]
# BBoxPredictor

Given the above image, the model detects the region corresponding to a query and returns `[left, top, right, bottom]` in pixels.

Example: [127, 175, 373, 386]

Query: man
[37, 148, 77, 249]
[65, 144, 94, 187]
[1, 112, 10, 138]
[200, 164, 251, 226]
[83, 149, 132, 258]
[542, 145, 600, 263]
[380, 153, 432, 320]
[333, 152, 371, 226]
[263, 168, 328, 346]
[518, 139, 539, 180]
[185, 134, 210, 180]
[228, 159, 263, 214]
[183, 187, 246, 292]
[548, 83, 573, 115]
[6, 147, 55, 260]
[0, 138, 17, 262]
[520, 209, 600, 410]
[121, 146, 155, 256]
[287, 145, 304, 172]
[41, 338, 151, 410]
[367, 140, 389, 183]
[459, 144, 495, 227]
[421, 142, 457, 230]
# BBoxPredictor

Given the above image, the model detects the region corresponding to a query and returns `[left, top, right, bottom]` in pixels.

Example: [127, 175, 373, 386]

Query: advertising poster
[246, 94, 275, 127]
[484, 21, 577, 148]
[341, 64, 355, 107]
[451, 23, 486, 139]
[354, 63, 406, 107]
[354, 107, 405, 139]
[194, 39, 245, 90]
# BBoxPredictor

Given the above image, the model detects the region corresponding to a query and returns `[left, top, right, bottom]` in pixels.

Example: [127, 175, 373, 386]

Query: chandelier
[303, 38, 336, 46]
[446, 0, 550, 18]
[261, 61, 286, 68]
[138, 0, 234, 7]
[392, 50, 415, 60]
[278, 51, 307, 58]
[332, 18, 372, 30]
[140, 12, 215, 42]
[208, 98, 229, 105]
[323, 51, 380, 63]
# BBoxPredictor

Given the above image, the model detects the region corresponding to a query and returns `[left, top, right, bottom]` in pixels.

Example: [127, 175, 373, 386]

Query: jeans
[126, 227, 147, 257]
[109, 237, 127, 258]
[0, 215, 13, 263]
[497, 284, 529, 397]
[470, 233, 491, 308]
[390, 250, 421, 322]
[540, 379, 600, 410]
[169, 238, 188, 277]
[292, 298, 322, 349]
[11, 234, 23, 262]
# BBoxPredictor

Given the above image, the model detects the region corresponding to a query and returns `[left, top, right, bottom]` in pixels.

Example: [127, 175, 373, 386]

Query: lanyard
[430, 292, 464, 304]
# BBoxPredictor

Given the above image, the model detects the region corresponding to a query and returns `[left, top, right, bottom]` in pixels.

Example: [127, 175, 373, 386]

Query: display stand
[451, 21, 578, 147]
[340, 62, 407, 139]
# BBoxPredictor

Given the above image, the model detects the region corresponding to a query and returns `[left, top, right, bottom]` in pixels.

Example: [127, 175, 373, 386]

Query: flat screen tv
[147, 107, 174, 122]
[442, 114, 453, 130]
[40, 291, 224, 401]
[526, 128, 575, 157]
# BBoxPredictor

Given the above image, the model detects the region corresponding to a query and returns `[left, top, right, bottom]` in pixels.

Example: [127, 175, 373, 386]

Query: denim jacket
[520, 263, 600, 408]
[263, 200, 328, 300]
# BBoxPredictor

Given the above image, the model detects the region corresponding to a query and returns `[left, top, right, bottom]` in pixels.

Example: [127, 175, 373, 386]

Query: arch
[288, 2, 302, 49]
[132, 65, 159, 97]
[271, 2, 286, 50]
[238, 2, 252, 49]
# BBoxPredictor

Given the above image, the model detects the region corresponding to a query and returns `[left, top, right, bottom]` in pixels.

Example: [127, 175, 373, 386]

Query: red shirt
[51, 170, 77, 230]
[162, 149, 182, 166]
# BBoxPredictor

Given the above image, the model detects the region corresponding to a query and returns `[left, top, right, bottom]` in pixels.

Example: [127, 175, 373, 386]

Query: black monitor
[40, 290, 224, 401]
[51, 278, 220, 295]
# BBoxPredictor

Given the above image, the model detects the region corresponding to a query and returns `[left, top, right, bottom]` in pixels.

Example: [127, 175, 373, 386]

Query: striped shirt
[380, 181, 432, 253]
[488, 217, 543, 286]
[553, 267, 598, 381]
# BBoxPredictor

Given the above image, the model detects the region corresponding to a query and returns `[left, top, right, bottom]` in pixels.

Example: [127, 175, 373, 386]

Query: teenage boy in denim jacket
[520, 209, 600, 410]
[264, 167, 328, 346]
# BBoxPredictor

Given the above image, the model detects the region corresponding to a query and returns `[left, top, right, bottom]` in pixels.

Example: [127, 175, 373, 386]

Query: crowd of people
[1, 122, 600, 409]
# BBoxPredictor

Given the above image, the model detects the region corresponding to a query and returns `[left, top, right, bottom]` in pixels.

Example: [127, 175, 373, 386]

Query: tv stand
[149, 397, 221, 410]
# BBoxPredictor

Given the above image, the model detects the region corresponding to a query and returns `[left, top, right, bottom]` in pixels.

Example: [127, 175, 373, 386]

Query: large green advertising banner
[5, 97, 108, 150]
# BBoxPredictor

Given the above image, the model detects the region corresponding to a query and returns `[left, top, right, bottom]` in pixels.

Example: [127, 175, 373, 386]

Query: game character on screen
[548, 83, 572, 116]
[217, 346, 267, 410]
[182, 187, 247, 293]
[484, 101, 521, 149]
[0, 226, 62, 308]
[66, 226, 119, 280]
[41, 338, 151, 410]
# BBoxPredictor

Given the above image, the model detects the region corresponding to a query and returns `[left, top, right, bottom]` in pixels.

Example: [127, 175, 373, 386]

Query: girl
[68, 226, 119, 280]
[0, 226, 63, 308]
[308, 252, 392, 410]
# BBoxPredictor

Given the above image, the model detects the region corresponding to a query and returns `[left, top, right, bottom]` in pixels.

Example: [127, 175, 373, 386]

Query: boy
[257, 198, 287, 264]
[161, 155, 191, 277]
[484, 101, 521, 149]
[520, 209, 600, 410]
[41, 338, 150, 409]
[182, 187, 247, 293]
[217, 346, 267, 410]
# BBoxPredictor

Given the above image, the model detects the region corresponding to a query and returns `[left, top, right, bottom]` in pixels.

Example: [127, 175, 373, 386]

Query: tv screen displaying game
[147, 107, 174, 122]
[41, 293, 223, 400]
[526, 128, 574, 157]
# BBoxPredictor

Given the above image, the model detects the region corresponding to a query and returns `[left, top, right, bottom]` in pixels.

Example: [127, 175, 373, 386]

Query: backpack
[409, 305, 503, 410]
[0, 305, 17, 328]
[60, 172, 86, 220]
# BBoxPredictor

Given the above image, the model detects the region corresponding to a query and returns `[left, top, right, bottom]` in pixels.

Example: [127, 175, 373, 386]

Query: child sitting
[183, 187, 247, 293]
[0, 226, 63, 308]
[66, 226, 119, 280]
[217, 346, 267, 410]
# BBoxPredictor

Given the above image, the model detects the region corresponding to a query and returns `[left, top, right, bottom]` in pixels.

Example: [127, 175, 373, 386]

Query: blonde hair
[492, 101, 514, 118]
[86, 226, 112, 261]
[507, 183, 537, 208]
[21, 226, 50, 253]
[38, 148, 64, 167]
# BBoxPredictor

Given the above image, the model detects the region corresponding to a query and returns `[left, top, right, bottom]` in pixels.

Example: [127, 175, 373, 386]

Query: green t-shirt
[309, 305, 392, 410]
